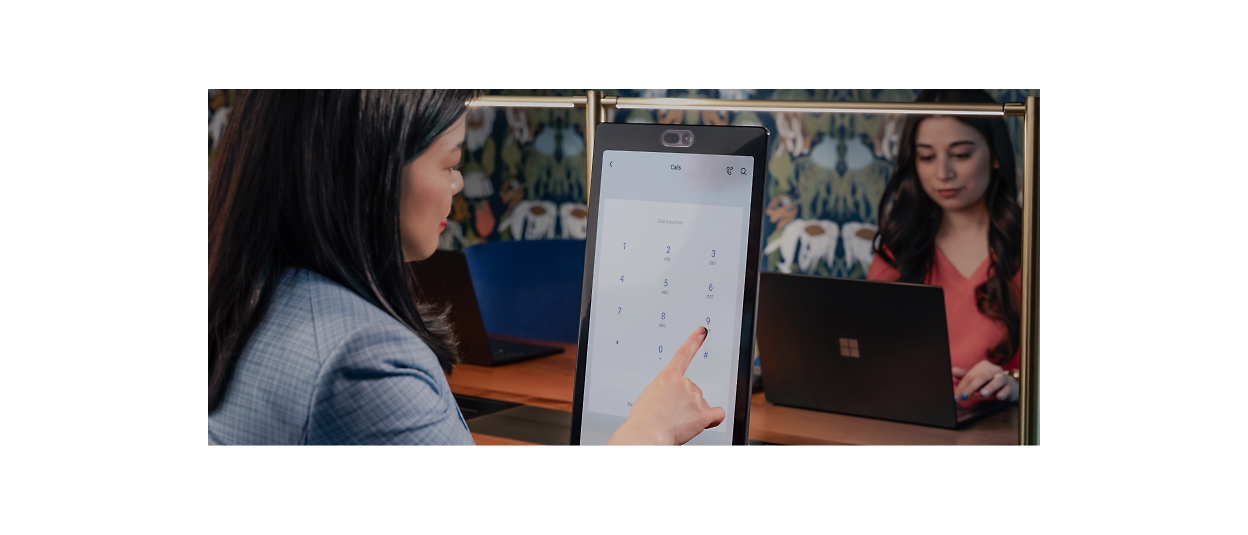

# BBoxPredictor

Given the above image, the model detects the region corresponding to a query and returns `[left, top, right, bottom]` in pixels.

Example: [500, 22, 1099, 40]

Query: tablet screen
[580, 149, 755, 445]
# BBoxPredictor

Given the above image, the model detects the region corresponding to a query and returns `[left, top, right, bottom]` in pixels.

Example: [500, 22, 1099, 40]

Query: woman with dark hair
[868, 89, 1023, 405]
[209, 90, 723, 444]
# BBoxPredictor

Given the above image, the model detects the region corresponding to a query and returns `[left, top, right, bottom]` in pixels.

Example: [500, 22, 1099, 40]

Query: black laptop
[756, 272, 1009, 429]
[409, 250, 563, 366]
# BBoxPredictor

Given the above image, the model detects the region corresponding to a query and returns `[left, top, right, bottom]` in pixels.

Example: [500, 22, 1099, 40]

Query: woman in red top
[867, 89, 1022, 404]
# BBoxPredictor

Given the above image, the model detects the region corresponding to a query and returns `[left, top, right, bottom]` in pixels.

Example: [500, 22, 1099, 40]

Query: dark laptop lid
[408, 251, 493, 366]
[756, 272, 957, 428]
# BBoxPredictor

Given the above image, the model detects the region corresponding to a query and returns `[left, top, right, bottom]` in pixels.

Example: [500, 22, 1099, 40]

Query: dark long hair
[874, 89, 1021, 364]
[209, 89, 479, 412]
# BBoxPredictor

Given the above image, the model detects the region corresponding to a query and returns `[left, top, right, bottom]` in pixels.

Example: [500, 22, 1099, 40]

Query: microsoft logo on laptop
[838, 338, 860, 358]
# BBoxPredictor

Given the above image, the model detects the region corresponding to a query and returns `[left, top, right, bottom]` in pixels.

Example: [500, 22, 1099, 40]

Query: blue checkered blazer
[208, 269, 474, 445]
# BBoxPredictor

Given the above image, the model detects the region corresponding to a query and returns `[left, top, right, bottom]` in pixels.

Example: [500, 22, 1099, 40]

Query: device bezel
[569, 122, 769, 445]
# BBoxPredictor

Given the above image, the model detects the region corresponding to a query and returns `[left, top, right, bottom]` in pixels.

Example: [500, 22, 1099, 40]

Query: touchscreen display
[580, 150, 755, 445]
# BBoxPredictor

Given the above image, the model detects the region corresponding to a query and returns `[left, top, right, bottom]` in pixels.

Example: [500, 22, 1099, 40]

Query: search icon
[740, 167, 747, 175]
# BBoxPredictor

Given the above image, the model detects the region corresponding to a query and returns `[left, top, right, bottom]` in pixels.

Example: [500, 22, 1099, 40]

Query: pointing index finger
[666, 326, 709, 376]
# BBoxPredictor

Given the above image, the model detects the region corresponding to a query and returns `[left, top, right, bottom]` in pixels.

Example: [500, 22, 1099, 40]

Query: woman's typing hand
[953, 360, 1019, 403]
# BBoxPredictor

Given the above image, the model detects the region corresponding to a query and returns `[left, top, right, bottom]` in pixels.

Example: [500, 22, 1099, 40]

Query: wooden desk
[446, 335, 579, 412]
[448, 335, 1019, 445]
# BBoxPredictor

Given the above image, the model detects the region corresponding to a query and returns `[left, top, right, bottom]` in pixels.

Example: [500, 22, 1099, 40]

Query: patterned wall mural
[208, 89, 1039, 279]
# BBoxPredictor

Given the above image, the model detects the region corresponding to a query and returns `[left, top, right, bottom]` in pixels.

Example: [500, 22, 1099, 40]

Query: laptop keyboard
[955, 400, 1010, 424]
[487, 339, 562, 365]
[955, 405, 975, 421]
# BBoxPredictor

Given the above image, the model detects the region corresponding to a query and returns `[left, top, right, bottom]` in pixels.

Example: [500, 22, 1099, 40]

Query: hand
[607, 326, 726, 445]
[952, 360, 1019, 403]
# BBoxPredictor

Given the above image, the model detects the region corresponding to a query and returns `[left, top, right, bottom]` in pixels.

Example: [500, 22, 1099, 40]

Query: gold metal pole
[609, 97, 1012, 116]
[1019, 96, 1040, 445]
[468, 95, 1021, 118]
[584, 91, 601, 202]
[467, 95, 587, 108]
